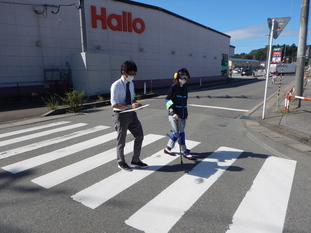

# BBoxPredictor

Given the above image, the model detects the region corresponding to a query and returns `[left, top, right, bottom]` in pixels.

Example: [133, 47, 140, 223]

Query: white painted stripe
[0, 121, 70, 139]
[0, 123, 87, 147]
[71, 140, 200, 209]
[226, 156, 296, 233]
[125, 146, 243, 233]
[0, 126, 109, 160]
[1, 131, 119, 174]
[32, 134, 165, 189]
[189, 104, 249, 112]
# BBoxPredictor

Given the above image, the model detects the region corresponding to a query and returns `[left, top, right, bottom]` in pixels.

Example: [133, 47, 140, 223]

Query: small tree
[61, 90, 87, 113]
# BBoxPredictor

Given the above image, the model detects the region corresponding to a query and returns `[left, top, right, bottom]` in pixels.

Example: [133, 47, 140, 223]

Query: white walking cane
[175, 119, 183, 164]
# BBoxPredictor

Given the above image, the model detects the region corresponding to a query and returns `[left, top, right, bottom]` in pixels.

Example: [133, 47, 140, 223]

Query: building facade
[229, 58, 263, 70]
[0, 0, 232, 98]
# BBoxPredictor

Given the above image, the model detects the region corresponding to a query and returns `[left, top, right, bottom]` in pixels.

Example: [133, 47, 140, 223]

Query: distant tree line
[233, 44, 298, 63]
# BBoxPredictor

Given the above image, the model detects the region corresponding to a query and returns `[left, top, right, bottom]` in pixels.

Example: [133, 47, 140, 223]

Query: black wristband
[168, 110, 175, 116]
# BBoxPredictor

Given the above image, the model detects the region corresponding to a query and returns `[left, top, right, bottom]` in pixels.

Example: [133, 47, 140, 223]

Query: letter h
[91, 6, 107, 29]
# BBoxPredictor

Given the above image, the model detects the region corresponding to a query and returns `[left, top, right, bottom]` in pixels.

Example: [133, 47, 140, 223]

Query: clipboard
[119, 104, 150, 113]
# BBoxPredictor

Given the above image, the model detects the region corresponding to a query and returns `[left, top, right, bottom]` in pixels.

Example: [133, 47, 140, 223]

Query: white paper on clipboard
[119, 104, 150, 113]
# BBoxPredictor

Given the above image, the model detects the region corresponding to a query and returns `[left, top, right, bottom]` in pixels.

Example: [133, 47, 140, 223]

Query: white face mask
[179, 79, 187, 85]
[127, 75, 135, 82]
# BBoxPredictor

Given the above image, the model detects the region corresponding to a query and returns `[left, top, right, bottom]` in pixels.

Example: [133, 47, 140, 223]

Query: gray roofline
[230, 58, 264, 62]
[114, 0, 231, 38]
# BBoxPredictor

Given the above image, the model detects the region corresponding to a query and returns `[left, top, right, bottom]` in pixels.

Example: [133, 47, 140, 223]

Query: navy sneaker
[131, 161, 148, 168]
[118, 163, 132, 171]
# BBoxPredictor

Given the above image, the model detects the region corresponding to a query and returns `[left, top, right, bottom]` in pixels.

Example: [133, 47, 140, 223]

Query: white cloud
[225, 24, 269, 41]
[225, 24, 300, 41]
[281, 30, 299, 37]
[226, 24, 308, 53]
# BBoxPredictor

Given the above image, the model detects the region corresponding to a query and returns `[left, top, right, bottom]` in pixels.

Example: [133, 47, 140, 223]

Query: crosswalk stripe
[32, 134, 165, 189]
[125, 146, 243, 233]
[71, 140, 200, 209]
[226, 156, 296, 233]
[0, 126, 110, 160]
[0, 121, 298, 233]
[189, 104, 249, 112]
[1, 131, 119, 174]
[0, 121, 70, 139]
[0, 123, 87, 147]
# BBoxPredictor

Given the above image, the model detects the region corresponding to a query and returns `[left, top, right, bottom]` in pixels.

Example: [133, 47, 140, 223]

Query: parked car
[241, 68, 254, 76]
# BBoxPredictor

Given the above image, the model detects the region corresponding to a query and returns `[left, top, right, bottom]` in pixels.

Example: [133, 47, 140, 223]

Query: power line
[0, 1, 79, 14]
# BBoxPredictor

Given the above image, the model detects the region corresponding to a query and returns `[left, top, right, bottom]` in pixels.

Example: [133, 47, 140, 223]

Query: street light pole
[262, 19, 275, 119]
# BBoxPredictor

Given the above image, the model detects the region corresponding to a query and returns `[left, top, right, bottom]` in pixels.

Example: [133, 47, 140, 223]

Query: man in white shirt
[110, 60, 148, 171]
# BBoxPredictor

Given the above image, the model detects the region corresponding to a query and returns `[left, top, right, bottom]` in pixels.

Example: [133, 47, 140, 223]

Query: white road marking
[189, 104, 249, 112]
[226, 156, 296, 233]
[1, 131, 119, 174]
[0, 121, 297, 233]
[0, 123, 87, 147]
[32, 134, 165, 189]
[0, 126, 109, 160]
[0, 121, 70, 139]
[125, 146, 243, 233]
[71, 140, 201, 209]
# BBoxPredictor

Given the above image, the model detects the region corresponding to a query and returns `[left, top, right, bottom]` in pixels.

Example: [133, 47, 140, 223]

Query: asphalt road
[0, 76, 310, 233]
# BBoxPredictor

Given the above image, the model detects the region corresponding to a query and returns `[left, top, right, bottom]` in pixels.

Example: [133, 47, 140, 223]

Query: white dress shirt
[110, 76, 134, 111]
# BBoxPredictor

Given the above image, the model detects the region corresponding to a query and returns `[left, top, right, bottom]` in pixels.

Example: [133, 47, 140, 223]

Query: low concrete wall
[1, 75, 228, 100]
[134, 75, 228, 90]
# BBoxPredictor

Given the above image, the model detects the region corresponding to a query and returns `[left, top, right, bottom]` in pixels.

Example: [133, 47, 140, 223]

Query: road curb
[41, 93, 159, 117]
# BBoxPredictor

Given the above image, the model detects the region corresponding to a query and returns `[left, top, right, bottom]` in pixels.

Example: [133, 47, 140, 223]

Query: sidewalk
[242, 80, 311, 153]
[0, 101, 50, 124]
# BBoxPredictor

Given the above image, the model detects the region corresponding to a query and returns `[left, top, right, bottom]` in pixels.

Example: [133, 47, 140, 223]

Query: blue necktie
[126, 82, 131, 105]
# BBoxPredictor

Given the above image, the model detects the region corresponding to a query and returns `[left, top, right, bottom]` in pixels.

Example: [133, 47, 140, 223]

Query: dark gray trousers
[112, 111, 144, 164]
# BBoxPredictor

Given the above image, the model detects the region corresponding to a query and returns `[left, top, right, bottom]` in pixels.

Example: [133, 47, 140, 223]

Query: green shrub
[97, 95, 104, 101]
[41, 92, 60, 110]
[61, 90, 87, 113]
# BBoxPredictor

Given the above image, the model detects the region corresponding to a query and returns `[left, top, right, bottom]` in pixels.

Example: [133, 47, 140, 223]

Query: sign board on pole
[267, 17, 291, 39]
[271, 46, 283, 63]
[263, 16, 290, 119]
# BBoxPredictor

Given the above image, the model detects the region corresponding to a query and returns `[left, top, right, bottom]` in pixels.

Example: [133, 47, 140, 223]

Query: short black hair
[121, 60, 137, 74]
[178, 68, 190, 78]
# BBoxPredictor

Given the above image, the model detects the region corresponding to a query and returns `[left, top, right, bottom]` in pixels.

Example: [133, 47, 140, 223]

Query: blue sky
[133, 0, 310, 54]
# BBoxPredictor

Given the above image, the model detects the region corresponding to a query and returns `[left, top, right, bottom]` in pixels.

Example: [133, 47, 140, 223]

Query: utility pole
[295, 0, 309, 107]
[79, 0, 87, 53]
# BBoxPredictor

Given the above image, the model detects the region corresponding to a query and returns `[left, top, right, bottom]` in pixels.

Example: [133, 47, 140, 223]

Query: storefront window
[221, 54, 228, 75]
